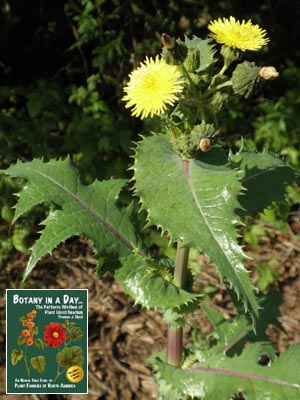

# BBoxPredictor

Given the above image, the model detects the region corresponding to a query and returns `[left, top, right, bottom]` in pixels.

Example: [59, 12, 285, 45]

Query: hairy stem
[166, 244, 190, 366]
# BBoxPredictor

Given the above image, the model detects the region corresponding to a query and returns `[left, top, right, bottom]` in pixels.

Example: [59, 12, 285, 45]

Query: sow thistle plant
[3, 16, 300, 399]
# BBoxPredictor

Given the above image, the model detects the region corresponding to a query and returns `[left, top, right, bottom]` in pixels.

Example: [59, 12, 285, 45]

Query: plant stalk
[166, 244, 190, 366]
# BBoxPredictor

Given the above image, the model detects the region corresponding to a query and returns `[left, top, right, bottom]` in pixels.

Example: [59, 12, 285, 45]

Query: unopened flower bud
[259, 66, 279, 80]
[190, 123, 218, 152]
[199, 138, 212, 152]
[221, 45, 241, 68]
[210, 91, 229, 112]
[183, 47, 200, 72]
[161, 33, 175, 50]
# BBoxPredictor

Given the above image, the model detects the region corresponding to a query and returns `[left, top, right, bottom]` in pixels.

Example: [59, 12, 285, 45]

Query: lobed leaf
[155, 343, 300, 399]
[230, 147, 297, 215]
[133, 134, 258, 317]
[115, 253, 197, 309]
[56, 346, 84, 367]
[4, 158, 145, 280]
[202, 289, 282, 356]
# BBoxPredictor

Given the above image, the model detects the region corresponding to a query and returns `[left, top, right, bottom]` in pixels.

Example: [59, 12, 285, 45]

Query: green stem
[166, 244, 190, 366]
[174, 244, 189, 287]
[24, 346, 31, 377]
[219, 63, 229, 76]
[181, 64, 206, 123]
[204, 80, 233, 100]
[214, 80, 233, 91]
[181, 64, 197, 93]
[54, 365, 64, 382]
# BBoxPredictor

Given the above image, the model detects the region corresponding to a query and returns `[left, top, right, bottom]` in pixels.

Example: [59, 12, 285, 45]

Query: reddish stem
[166, 244, 189, 366]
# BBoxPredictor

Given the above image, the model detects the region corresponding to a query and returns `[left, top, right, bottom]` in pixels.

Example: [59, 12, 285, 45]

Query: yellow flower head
[122, 56, 184, 119]
[208, 16, 269, 51]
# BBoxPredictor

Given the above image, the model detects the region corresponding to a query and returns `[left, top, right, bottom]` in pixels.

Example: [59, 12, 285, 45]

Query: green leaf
[11, 349, 23, 365]
[257, 261, 279, 291]
[4, 157, 145, 280]
[30, 355, 46, 374]
[32, 326, 39, 335]
[155, 343, 300, 399]
[230, 147, 297, 215]
[115, 253, 197, 309]
[12, 226, 31, 252]
[17, 336, 27, 346]
[64, 321, 84, 343]
[1, 203, 13, 223]
[34, 338, 45, 349]
[56, 346, 84, 368]
[202, 290, 282, 356]
[133, 134, 258, 317]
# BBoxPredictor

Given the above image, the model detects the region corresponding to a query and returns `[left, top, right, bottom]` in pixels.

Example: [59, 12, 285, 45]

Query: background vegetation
[0, 0, 299, 269]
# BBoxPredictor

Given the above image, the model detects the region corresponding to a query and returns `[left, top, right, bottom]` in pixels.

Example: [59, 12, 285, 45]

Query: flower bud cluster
[18, 309, 38, 346]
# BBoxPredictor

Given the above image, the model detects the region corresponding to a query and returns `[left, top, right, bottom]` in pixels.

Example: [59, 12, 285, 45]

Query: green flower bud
[221, 45, 241, 68]
[170, 123, 218, 158]
[183, 47, 200, 72]
[188, 72, 201, 86]
[232, 61, 261, 98]
[170, 134, 190, 159]
[210, 91, 230, 112]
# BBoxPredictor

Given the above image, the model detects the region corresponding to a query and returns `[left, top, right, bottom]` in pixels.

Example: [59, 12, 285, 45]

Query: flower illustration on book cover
[11, 311, 84, 382]
[43, 320, 84, 382]
[44, 322, 66, 347]
[10, 310, 45, 378]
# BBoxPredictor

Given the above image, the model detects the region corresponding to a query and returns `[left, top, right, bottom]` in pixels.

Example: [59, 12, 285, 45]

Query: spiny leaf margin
[3, 157, 144, 279]
[115, 253, 198, 309]
[229, 146, 297, 216]
[133, 133, 258, 318]
[155, 343, 300, 400]
[201, 289, 282, 356]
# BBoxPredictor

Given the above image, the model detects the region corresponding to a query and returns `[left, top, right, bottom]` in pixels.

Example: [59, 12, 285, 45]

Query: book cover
[6, 289, 88, 394]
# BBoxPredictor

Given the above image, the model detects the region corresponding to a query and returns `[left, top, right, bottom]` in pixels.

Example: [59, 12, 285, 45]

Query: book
[6, 288, 88, 394]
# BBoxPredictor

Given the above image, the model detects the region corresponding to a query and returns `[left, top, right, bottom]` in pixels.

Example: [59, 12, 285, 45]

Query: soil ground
[0, 215, 300, 400]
